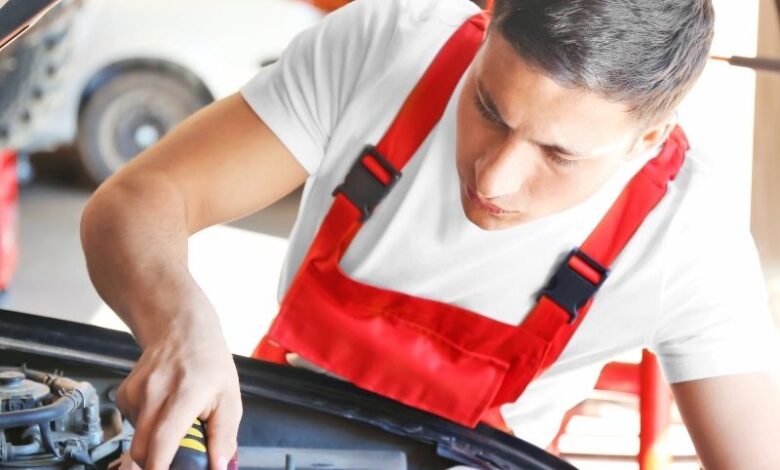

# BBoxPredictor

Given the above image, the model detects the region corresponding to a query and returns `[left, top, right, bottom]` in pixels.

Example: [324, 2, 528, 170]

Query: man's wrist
[122, 280, 222, 349]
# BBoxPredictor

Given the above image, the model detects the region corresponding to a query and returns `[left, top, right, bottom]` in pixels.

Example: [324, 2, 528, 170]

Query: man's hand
[115, 314, 242, 470]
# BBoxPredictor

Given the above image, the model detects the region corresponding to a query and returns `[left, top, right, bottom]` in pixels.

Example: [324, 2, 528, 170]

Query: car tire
[76, 69, 210, 184]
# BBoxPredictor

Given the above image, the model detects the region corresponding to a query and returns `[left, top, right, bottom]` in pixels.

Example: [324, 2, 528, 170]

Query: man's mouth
[465, 185, 514, 215]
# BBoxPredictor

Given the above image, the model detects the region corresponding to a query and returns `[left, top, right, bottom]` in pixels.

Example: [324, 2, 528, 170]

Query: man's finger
[144, 395, 203, 470]
[127, 388, 165, 469]
[112, 451, 142, 470]
[205, 397, 242, 470]
[114, 383, 131, 422]
[129, 408, 156, 469]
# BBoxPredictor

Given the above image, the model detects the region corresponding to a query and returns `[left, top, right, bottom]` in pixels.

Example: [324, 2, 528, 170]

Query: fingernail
[227, 452, 238, 470]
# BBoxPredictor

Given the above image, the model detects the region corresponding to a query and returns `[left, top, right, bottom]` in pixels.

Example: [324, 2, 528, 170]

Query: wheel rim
[95, 85, 201, 175]
[115, 111, 165, 159]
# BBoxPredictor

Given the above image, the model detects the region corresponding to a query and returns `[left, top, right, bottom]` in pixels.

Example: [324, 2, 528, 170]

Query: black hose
[0, 396, 77, 429]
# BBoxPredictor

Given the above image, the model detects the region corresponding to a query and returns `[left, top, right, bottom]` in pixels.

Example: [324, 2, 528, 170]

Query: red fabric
[254, 13, 688, 429]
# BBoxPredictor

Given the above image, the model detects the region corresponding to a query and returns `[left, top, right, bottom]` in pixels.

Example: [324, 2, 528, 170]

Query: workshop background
[1, 0, 778, 469]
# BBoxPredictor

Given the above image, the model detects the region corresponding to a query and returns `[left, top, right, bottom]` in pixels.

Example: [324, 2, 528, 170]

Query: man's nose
[474, 140, 535, 199]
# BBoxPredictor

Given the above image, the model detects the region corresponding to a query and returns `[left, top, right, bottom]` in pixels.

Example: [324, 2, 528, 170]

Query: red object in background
[0, 150, 19, 292]
[300, 0, 350, 12]
[550, 350, 674, 470]
[638, 350, 673, 469]
[300, 0, 495, 13]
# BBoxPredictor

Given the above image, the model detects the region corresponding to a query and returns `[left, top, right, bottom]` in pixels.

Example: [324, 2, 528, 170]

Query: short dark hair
[492, 0, 715, 125]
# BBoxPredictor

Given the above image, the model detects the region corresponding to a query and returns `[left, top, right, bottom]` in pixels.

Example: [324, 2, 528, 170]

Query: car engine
[0, 367, 130, 470]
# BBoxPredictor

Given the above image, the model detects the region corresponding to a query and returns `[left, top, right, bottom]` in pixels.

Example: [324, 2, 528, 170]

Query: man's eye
[542, 148, 577, 168]
[473, 93, 506, 128]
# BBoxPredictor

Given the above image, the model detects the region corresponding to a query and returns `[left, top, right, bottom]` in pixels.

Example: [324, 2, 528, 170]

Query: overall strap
[313, 12, 488, 263]
[377, 13, 488, 170]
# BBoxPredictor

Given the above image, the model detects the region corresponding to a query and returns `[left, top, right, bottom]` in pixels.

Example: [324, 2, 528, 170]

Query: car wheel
[77, 69, 209, 184]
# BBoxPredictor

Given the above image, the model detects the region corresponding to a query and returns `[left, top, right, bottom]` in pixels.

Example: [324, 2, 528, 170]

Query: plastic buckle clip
[538, 249, 610, 323]
[333, 145, 402, 222]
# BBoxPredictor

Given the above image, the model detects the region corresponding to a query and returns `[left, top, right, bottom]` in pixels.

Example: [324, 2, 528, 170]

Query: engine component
[0, 367, 113, 470]
[0, 372, 50, 412]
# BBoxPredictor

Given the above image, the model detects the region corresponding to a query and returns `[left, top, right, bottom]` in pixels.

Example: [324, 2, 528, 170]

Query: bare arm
[671, 369, 780, 469]
[81, 92, 307, 470]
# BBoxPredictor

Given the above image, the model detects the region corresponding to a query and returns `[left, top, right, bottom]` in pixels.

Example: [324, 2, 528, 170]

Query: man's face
[456, 32, 662, 231]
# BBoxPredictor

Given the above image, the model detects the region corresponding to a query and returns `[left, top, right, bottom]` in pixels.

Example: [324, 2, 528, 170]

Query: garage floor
[5, 150, 701, 469]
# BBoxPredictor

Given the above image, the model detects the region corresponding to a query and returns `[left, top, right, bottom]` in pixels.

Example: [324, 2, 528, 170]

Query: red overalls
[253, 12, 688, 431]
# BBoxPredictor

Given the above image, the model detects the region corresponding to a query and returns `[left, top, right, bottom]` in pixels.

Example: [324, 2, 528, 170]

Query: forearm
[80, 172, 220, 348]
[672, 370, 780, 469]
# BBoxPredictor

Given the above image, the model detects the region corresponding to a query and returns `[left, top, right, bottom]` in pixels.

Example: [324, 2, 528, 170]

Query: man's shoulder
[318, 0, 481, 87]
[340, 0, 480, 40]
[399, 0, 482, 26]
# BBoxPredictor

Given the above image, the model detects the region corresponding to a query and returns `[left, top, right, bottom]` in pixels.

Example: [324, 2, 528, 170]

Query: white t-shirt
[240, 0, 779, 447]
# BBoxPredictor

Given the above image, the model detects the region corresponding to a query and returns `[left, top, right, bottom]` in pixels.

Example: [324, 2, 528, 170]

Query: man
[80, 0, 780, 469]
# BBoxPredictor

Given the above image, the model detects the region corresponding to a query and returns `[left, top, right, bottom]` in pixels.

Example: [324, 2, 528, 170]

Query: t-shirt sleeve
[651, 191, 780, 384]
[239, 0, 399, 176]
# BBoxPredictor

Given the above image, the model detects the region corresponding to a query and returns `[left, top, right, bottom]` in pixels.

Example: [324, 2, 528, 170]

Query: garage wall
[752, 0, 780, 266]
[678, 0, 759, 228]
[752, 0, 780, 325]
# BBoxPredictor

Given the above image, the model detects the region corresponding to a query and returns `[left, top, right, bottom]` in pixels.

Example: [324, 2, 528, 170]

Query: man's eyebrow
[475, 78, 508, 124]
[476, 77, 585, 157]
[531, 141, 584, 157]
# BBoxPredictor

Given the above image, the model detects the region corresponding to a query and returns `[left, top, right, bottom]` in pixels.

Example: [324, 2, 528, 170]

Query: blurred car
[5, 0, 323, 184]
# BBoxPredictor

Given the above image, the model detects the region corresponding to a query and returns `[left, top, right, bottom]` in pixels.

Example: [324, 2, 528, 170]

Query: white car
[11, 0, 323, 183]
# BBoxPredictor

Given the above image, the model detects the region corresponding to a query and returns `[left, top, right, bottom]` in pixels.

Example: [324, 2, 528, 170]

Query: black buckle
[538, 249, 610, 323]
[332, 145, 402, 221]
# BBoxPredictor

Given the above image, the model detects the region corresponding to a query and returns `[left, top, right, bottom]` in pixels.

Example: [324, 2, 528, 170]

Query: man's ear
[626, 114, 678, 160]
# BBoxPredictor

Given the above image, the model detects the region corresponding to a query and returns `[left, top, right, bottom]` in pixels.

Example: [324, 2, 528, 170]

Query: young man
[80, 0, 780, 469]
